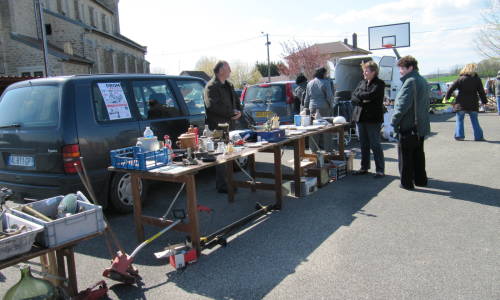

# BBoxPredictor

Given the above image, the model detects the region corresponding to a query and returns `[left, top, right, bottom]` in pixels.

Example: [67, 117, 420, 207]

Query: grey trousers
[310, 107, 334, 152]
[357, 122, 385, 173]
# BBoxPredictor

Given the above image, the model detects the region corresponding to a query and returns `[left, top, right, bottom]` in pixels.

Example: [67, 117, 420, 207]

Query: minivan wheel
[110, 173, 148, 214]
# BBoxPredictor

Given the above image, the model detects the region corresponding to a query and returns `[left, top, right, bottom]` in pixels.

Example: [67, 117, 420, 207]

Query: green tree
[255, 61, 281, 78]
[477, 57, 500, 78]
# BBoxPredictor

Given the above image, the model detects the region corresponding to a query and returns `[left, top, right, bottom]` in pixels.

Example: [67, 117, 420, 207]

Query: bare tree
[475, 0, 500, 59]
[194, 56, 219, 77]
[230, 62, 262, 89]
[281, 40, 329, 80]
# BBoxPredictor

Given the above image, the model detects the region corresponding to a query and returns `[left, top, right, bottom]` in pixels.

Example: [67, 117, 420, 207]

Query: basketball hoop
[383, 44, 394, 49]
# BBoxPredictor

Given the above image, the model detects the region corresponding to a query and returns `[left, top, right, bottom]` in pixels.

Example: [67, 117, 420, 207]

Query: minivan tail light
[62, 144, 81, 174]
[285, 84, 294, 104]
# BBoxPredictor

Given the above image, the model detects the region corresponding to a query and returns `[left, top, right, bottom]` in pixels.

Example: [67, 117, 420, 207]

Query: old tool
[74, 280, 108, 300]
[200, 202, 274, 249]
[73, 158, 139, 285]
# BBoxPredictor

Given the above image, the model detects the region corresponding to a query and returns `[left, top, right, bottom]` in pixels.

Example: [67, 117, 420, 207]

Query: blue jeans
[455, 111, 484, 140]
[497, 96, 500, 115]
[357, 122, 385, 173]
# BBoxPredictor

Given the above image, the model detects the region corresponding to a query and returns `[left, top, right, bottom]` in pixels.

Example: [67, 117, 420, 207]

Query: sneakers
[374, 172, 385, 178]
[454, 137, 464, 141]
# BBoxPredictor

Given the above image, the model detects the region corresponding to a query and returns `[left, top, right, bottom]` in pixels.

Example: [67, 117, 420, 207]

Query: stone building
[0, 0, 149, 77]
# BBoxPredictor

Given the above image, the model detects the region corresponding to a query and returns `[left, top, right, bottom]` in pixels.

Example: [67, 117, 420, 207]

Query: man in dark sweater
[204, 61, 241, 193]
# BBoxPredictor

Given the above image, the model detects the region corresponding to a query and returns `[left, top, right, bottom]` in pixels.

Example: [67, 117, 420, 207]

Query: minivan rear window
[244, 85, 285, 102]
[0, 85, 59, 128]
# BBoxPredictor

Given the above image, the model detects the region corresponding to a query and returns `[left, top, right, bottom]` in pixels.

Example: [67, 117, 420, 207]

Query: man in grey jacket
[303, 67, 334, 152]
[391, 56, 431, 190]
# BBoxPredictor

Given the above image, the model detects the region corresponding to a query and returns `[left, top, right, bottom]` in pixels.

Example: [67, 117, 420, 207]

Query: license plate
[255, 111, 272, 118]
[8, 155, 35, 167]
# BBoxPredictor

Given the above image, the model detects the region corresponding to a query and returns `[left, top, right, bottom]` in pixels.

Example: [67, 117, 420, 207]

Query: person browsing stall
[444, 64, 488, 141]
[303, 67, 334, 152]
[204, 61, 242, 193]
[351, 61, 386, 178]
[391, 56, 431, 190]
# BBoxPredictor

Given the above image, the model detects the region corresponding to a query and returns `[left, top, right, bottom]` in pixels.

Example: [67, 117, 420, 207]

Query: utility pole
[262, 32, 271, 82]
[35, 0, 50, 77]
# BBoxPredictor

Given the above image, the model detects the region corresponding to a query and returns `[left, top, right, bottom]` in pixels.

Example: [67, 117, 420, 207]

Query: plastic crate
[0, 213, 44, 261]
[110, 146, 169, 171]
[256, 129, 286, 142]
[11, 193, 105, 248]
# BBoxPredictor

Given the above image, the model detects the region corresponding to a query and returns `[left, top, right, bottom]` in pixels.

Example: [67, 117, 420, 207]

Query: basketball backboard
[368, 22, 410, 50]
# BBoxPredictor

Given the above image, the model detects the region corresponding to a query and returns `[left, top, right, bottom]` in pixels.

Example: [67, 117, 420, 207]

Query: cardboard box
[327, 161, 347, 181]
[306, 167, 330, 187]
[283, 177, 318, 197]
[169, 248, 197, 269]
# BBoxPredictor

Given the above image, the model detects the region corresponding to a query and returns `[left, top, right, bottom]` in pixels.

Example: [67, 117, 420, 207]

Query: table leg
[185, 175, 201, 255]
[273, 146, 283, 210]
[64, 247, 78, 296]
[248, 154, 256, 192]
[293, 139, 302, 197]
[338, 128, 345, 160]
[131, 173, 145, 242]
[226, 161, 235, 203]
[55, 249, 66, 289]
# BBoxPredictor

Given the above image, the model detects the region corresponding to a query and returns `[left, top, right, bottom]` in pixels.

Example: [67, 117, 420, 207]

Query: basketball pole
[392, 48, 401, 59]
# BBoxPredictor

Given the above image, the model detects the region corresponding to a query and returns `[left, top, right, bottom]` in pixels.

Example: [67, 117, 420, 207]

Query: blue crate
[256, 129, 286, 142]
[110, 146, 169, 171]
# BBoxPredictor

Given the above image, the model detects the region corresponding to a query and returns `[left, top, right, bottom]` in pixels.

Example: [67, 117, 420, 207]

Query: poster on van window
[97, 82, 132, 120]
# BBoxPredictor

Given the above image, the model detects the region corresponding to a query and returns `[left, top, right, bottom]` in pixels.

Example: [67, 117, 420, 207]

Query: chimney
[343, 38, 348, 45]
[352, 33, 358, 48]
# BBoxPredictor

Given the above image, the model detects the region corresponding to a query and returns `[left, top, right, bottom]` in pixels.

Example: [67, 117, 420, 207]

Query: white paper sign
[97, 82, 132, 120]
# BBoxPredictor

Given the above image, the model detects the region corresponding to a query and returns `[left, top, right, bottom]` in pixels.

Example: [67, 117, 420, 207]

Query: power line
[148, 35, 262, 56]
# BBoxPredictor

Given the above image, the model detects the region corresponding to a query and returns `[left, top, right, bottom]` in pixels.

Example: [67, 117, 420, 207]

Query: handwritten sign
[97, 82, 131, 120]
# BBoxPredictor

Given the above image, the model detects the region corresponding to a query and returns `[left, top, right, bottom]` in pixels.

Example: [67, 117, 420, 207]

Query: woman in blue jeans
[351, 61, 386, 178]
[445, 64, 488, 141]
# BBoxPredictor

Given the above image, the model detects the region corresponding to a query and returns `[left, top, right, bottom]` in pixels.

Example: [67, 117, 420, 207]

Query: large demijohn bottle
[3, 265, 57, 300]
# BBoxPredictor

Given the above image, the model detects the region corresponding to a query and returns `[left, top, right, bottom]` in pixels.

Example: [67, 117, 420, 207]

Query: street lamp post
[262, 32, 271, 83]
[35, 0, 50, 77]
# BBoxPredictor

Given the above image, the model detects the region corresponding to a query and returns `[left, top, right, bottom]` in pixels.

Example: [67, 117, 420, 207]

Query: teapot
[176, 132, 197, 149]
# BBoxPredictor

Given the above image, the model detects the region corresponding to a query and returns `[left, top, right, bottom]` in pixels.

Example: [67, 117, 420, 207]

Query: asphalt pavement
[1, 112, 499, 300]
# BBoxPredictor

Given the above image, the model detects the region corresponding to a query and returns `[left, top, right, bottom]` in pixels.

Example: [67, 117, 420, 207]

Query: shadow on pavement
[414, 178, 500, 208]
[74, 161, 397, 299]
[129, 172, 395, 299]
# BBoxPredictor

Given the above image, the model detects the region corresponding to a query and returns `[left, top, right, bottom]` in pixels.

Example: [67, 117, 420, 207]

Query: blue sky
[118, 0, 492, 75]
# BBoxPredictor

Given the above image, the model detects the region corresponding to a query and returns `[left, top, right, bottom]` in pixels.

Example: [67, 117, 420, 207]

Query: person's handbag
[352, 105, 362, 122]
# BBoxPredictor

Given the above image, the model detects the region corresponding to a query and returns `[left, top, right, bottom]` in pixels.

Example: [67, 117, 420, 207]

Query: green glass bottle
[3, 265, 57, 300]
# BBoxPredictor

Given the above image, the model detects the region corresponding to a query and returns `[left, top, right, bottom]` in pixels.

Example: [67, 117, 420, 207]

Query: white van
[333, 55, 401, 101]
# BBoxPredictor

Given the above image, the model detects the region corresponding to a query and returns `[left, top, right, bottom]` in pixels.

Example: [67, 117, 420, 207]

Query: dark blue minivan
[0, 74, 206, 213]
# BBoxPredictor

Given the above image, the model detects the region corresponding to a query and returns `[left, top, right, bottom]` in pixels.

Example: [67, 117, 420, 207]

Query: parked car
[429, 82, 448, 104]
[0, 74, 207, 213]
[234, 89, 243, 100]
[241, 81, 297, 124]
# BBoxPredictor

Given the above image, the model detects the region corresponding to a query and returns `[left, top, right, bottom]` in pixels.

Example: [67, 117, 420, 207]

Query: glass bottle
[4, 265, 57, 300]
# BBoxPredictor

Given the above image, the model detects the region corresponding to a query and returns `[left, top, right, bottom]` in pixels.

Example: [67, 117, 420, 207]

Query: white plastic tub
[11, 193, 105, 247]
[0, 213, 44, 261]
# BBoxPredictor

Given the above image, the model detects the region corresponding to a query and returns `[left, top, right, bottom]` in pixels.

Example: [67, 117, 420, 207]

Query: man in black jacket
[204, 61, 242, 193]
